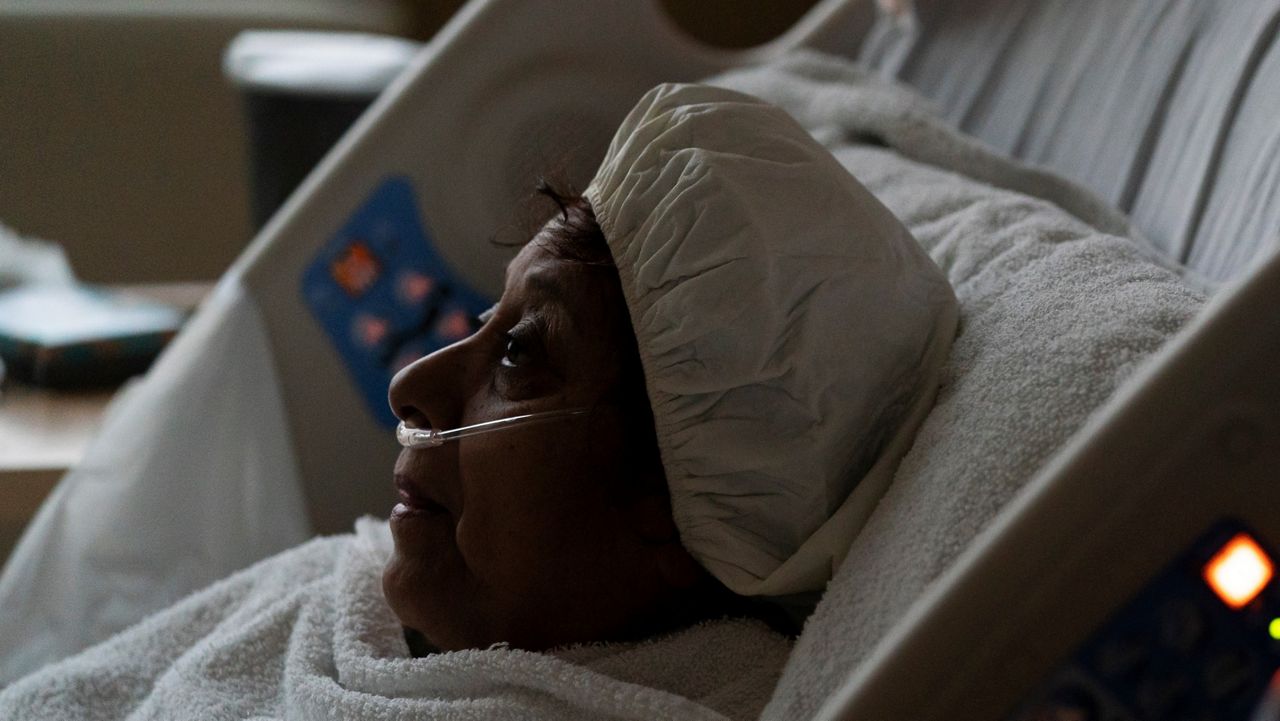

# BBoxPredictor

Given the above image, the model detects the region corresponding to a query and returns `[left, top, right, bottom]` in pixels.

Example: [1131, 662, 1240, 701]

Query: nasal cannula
[395, 408, 589, 449]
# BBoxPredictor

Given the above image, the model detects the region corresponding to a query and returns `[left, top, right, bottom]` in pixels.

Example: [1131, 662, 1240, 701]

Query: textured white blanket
[0, 519, 790, 720]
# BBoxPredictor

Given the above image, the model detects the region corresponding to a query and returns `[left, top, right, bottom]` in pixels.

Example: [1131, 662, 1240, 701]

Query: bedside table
[0, 383, 114, 558]
[0, 281, 213, 561]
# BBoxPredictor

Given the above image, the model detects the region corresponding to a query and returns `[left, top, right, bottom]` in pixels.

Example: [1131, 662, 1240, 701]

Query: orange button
[1203, 533, 1273, 609]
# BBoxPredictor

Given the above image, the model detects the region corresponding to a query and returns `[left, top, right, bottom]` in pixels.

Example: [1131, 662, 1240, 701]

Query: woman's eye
[500, 334, 529, 368]
[491, 318, 555, 398]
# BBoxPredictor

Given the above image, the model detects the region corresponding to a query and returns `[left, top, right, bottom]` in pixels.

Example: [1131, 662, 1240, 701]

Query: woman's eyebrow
[523, 272, 582, 339]
[523, 272, 565, 304]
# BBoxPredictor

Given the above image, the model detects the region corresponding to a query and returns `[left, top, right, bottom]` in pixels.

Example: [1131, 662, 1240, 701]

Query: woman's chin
[382, 521, 475, 646]
[381, 568, 479, 653]
[383, 554, 442, 637]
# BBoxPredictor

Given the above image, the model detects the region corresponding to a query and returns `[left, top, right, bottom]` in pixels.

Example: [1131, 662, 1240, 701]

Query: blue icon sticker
[301, 176, 493, 426]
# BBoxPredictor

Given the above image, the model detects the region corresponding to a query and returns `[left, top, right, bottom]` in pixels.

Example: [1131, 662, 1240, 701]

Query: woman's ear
[624, 493, 678, 544]
[620, 491, 704, 590]
[653, 539, 704, 590]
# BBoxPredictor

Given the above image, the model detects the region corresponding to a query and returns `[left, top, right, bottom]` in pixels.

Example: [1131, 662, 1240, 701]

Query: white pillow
[704, 55, 1207, 720]
[762, 141, 1205, 720]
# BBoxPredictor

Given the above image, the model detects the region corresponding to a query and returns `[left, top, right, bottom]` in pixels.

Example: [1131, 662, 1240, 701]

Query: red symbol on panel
[436, 310, 472, 341]
[330, 241, 381, 297]
[355, 314, 390, 346]
[397, 272, 434, 305]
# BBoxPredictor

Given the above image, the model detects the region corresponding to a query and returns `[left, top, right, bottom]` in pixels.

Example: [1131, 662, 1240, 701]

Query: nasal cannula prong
[396, 408, 589, 449]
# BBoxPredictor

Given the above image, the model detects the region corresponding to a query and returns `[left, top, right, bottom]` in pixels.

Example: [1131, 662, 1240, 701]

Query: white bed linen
[0, 518, 790, 720]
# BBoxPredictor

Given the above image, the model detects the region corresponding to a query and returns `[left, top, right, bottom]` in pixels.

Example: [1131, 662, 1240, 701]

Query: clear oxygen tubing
[395, 408, 590, 449]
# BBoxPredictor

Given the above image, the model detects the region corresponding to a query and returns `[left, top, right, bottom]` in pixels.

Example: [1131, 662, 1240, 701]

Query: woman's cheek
[452, 444, 523, 556]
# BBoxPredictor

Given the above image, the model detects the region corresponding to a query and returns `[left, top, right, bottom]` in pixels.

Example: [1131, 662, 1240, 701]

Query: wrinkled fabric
[585, 84, 958, 596]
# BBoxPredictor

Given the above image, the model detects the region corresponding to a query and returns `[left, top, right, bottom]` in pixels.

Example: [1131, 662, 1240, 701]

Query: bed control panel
[1011, 520, 1280, 721]
[301, 176, 493, 426]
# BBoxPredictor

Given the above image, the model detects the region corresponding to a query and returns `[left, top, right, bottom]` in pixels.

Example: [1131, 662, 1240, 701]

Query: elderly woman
[0, 84, 955, 720]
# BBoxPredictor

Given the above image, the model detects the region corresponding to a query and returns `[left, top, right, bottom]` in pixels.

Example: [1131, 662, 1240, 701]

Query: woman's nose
[387, 339, 472, 430]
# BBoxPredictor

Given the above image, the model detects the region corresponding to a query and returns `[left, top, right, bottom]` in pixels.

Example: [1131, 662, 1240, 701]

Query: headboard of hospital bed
[857, 0, 1280, 283]
[244, 0, 1280, 549]
[5, 0, 1280, 708]
[231, 2, 1280, 717]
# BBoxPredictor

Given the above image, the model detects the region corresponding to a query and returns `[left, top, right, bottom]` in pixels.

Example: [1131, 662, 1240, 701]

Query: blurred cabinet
[0, 0, 440, 284]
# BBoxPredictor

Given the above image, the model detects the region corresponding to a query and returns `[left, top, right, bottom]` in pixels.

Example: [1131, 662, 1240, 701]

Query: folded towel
[0, 518, 791, 720]
[707, 52, 1207, 720]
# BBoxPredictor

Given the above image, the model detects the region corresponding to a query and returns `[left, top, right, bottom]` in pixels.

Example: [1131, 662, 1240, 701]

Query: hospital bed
[3, 0, 1280, 718]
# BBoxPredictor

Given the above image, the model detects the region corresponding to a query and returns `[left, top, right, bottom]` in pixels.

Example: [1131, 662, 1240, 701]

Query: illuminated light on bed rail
[1203, 532, 1273, 609]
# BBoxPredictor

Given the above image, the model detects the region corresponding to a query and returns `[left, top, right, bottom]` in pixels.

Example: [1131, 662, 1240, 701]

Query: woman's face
[384, 219, 698, 651]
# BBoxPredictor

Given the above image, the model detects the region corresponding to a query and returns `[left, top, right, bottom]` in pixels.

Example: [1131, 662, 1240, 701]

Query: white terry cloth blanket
[705, 53, 1208, 720]
[0, 518, 790, 720]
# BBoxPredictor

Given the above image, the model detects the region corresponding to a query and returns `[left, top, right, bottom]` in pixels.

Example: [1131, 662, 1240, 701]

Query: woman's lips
[393, 473, 450, 516]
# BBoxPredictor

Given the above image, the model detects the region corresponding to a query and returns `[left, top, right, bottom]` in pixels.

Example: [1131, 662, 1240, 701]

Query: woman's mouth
[388, 473, 453, 543]
[393, 474, 450, 516]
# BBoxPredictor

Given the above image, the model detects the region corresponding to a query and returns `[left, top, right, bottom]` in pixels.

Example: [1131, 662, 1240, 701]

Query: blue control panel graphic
[301, 177, 493, 426]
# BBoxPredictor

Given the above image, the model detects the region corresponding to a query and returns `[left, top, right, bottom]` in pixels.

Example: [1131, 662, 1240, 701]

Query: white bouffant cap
[585, 83, 958, 597]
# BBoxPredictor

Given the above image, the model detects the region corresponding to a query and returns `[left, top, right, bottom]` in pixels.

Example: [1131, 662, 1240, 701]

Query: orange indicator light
[1203, 533, 1273, 609]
